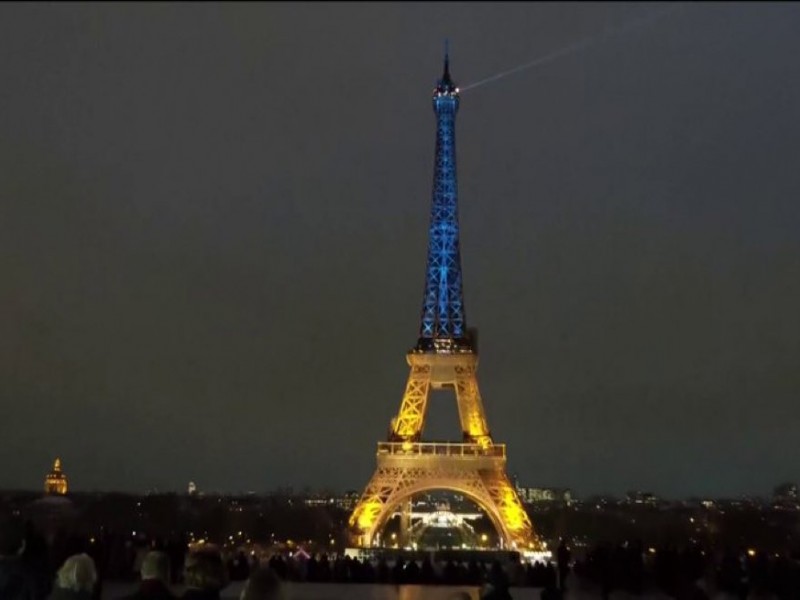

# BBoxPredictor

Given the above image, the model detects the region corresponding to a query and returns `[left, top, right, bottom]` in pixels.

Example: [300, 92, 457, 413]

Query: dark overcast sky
[1, 2, 799, 498]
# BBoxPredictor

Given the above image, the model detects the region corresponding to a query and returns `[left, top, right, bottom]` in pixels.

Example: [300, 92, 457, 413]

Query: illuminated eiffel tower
[349, 50, 541, 551]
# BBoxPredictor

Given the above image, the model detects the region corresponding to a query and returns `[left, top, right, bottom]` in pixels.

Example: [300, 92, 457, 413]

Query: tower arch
[361, 483, 512, 549]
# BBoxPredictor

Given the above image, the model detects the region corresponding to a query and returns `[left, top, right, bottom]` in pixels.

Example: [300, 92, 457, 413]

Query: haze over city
[1, 2, 799, 498]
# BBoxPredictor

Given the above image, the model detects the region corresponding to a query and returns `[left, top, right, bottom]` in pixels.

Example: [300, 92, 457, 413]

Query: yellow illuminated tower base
[349, 351, 541, 550]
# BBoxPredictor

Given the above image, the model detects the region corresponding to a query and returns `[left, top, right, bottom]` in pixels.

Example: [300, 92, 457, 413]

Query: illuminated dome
[44, 458, 68, 495]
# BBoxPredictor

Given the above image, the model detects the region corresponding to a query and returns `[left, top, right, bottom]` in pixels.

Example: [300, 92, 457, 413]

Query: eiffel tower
[348, 49, 541, 551]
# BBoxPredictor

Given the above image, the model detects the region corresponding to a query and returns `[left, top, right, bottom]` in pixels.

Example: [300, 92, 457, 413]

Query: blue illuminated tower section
[417, 50, 470, 353]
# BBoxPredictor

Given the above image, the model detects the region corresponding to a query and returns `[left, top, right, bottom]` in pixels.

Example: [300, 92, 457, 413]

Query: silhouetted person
[331, 556, 346, 582]
[48, 554, 97, 600]
[467, 560, 483, 585]
[375, 557, 389, 583]
[391, 557, 405, 584]
[165, 539, 186, 585]
[556, 541, 570, 591]
[227, 552, 249, 582]
[304, 556, 317, 582]
[677, 576, 711, 600]
[361, 558, 376, 583]
[540, 584, 562, 600]
[628, 540, 644, 594]
[267, 555, 287, 581]
[239, 567, 282, 600]
[421, 556, 435, 584]
[404, 559, 420, 584]
[21, 521, 52, 599]
[443, 560, 459, 585]
[121, 551, 175, 600]
[181, 550, 227, 600]
[1, 515, 47, 600]
[481, 561, 512, 600]
[735, 553, 750, 600]
[595, 545, 613, 600]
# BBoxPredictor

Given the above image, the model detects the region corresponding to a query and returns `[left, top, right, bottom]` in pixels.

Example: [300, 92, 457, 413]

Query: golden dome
[44, 457, 68, 495]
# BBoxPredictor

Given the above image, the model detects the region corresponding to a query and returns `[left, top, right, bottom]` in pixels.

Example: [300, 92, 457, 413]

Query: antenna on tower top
[438, 38, 454, 89]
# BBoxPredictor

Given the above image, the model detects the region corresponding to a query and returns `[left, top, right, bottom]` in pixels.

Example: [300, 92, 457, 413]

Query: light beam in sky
[460, 4, 683, 92]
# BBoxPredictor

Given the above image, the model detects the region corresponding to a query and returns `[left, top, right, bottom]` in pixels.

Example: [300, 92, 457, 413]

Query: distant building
[335, 491, 361, 511]
[516, 486, 572, 505]
[188, 481, 197, 495]
[626, 491, 658, 506]
[44, 458, 68, 495]
[773, 482, 798, 507]
[303, 494, 334, 507]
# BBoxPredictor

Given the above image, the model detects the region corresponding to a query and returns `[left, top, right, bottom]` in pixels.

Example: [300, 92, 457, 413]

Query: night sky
[1, 3, 799, 498]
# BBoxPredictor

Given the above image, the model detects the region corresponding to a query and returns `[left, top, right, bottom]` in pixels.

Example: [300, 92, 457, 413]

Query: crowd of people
[571, 542, 800, 599]
[0, 515, 283, 600]
[0, 510, 569, 600]
[7, 510, 800, 599]
[266, 552, 544, 597]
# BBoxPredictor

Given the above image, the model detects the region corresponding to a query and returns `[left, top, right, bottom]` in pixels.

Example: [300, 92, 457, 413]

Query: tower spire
[443, 39, 450, 80]
[418, 49, 465, 352]
[437, 40, 456, 93]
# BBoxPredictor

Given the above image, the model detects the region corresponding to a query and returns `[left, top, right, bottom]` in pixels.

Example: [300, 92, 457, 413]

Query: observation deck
[376, 441, 506, 469]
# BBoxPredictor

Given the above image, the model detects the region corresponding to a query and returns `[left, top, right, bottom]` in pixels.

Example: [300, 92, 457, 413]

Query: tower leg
[454, 362, 492, 446]
[391, 363, 431, 440]
[399, 498, 412, 547]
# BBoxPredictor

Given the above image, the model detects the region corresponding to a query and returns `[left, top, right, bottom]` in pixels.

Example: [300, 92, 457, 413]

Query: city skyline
[12, 454, 800, 502]
[1, 3, 799, 497]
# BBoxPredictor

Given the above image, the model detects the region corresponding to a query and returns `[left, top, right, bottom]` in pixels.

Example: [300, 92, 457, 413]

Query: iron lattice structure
[349, 51, 541, 551]
[417, 51, 467, 352]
